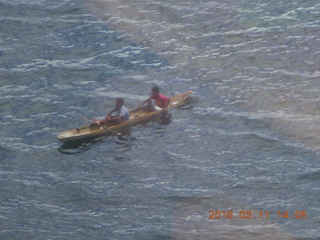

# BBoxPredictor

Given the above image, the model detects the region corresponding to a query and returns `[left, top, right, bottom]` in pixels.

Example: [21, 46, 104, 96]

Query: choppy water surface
[1, 0, 319, 239]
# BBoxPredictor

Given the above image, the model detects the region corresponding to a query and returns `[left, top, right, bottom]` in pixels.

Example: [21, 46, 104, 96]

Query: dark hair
[116, 97, 124, 106]
[152, 86, 160, 93]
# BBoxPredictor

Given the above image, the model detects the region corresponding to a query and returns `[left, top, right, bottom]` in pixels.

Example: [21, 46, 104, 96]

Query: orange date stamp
[208, 210, 308, 220]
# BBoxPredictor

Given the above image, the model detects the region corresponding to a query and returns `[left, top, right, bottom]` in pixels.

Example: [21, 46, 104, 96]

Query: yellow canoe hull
[57, 90, 193, 142]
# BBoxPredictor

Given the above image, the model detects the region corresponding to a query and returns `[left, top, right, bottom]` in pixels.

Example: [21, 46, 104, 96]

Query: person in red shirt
[137, 86, 170, 112]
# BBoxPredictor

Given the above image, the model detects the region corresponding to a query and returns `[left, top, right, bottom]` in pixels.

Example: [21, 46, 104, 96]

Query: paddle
[82, 117, 124, 139]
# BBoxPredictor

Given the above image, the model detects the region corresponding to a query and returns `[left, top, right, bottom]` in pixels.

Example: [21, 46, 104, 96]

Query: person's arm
[135, 97, 151, 110]
[92, 107, 117, 124]
[163, 98, 170, 109]
[140, 98, 150, 108]
[107, 108, 117, 117]
[109, 113, 122, 121]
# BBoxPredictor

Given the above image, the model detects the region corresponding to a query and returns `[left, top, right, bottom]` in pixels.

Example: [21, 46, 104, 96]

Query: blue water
[1, 0, 320, 239]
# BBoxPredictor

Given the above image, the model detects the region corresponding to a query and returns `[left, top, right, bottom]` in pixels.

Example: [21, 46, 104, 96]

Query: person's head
[152, 86, 160, 97]
[115, 97, 124, 108]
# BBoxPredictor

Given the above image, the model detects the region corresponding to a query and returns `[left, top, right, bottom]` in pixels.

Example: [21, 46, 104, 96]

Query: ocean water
[0, 0, 319, 239]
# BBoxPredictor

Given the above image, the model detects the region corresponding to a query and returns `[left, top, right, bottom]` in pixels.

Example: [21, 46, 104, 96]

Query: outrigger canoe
[57, 90, 193, 142]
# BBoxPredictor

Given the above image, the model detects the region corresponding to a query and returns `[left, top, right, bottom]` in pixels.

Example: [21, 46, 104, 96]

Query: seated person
[136, 86, 170, 112]
[93, 97, 130, 126]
